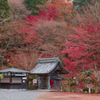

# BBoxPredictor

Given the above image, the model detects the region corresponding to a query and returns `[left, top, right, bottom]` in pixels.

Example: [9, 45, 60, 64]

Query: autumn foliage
[0, 0, 100, 83]
[61, 23, 100, 76]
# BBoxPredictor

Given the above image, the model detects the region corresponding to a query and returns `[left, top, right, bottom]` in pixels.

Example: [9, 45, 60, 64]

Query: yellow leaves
[8, 62, 13, 67]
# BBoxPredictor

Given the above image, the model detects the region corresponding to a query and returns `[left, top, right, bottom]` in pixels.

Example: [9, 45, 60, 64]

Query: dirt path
[37, 92, 100, 100]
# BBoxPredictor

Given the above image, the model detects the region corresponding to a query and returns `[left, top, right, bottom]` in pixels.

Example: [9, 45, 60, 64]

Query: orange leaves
[54, 0, 73, 13]
[46, 0, 74, 22]
[0, 39, 3, 42]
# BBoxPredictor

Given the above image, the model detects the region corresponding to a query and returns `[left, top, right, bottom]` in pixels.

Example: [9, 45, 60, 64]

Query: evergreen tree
[0, 0, 10, 19]
[24, 0, 46, 15]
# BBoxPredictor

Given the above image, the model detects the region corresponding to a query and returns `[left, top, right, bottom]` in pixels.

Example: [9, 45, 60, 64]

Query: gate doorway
[39, 76, 47, 89]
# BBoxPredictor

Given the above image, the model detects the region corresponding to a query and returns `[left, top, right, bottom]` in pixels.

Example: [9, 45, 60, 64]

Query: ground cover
[37, 92, 100, 100]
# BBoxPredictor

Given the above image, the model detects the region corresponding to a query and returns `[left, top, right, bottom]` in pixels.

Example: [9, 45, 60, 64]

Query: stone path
[0, 89, 46, 100]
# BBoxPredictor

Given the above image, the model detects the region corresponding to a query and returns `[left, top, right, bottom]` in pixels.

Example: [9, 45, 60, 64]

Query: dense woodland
[0, 0, 100, 92]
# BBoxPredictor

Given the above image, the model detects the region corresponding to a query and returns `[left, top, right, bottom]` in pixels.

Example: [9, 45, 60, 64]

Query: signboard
[33, 79, 37, 83]
[22, 77, 27, 79]
[15, 74, 26, 76]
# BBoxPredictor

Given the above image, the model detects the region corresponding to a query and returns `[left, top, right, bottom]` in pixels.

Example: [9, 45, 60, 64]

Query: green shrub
[28, 85, 38, 90]
[0, 0, 10, 18]
[84, 91, 88, 94]
[70, 82, 76, 87]
[0, 74, 3, 79]
[24, 0, 46, 15]
[85, 69, 93, 76]
[83, 87, 88, 92]
[92, 88, 95, 93]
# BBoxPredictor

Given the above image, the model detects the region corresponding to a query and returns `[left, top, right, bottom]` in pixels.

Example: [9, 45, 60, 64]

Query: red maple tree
[61, 23, 100, 76]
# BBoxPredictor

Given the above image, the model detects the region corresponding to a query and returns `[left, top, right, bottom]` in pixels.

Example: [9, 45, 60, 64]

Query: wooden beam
[10, 72, 12, 83]
[48, 76, 51, 89]
[26, 73, 28, 89]
[38, 76, 40, 89]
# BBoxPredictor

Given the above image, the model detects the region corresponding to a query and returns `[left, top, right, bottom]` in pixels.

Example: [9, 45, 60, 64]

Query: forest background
[0, 0, 100, 92]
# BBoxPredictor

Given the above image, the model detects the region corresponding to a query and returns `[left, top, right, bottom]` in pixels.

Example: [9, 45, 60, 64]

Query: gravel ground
[0, 89, 46, 100]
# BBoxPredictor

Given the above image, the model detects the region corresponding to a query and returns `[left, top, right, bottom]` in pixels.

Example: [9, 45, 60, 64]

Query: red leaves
[75, 82, 85, 89]
[21, 5, 58, 47]
[61, 23, 100, 76]
[39, 6, 58, 20]
[26, 5, 58, 23]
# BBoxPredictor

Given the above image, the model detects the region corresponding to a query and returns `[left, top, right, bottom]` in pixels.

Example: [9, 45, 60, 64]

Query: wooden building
[31, 57, 69, 89]
[0, 68, 29, 89]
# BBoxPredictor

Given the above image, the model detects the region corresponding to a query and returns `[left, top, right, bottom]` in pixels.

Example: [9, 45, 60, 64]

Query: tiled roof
[31, 57, 69, 74]
[0, 68, 29, 73]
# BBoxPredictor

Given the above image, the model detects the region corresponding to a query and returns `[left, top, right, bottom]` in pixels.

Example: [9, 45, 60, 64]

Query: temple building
[31, 57, 69, 89]
[0, 68, 29, 89]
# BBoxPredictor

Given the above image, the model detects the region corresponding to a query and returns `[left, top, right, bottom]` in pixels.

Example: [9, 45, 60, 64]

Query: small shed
[31, 57, 69, 89]
[0, 68, 29, 89]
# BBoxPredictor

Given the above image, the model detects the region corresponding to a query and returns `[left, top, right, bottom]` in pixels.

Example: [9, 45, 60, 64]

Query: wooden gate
[39, 77, 47, 89]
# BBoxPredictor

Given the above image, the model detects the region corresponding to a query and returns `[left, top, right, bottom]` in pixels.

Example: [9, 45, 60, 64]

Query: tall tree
[61, 23, 100, 76]
[22, 5, 68, 57]
[0, 0, 10, 20]
[73, 1, 100, 27]
[53, 0, 73, 23]
[72, 0, 100, 9]
[4, 5, 68, 69]
[24, 0, 46, 15]
[8, 0, 31, 21]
